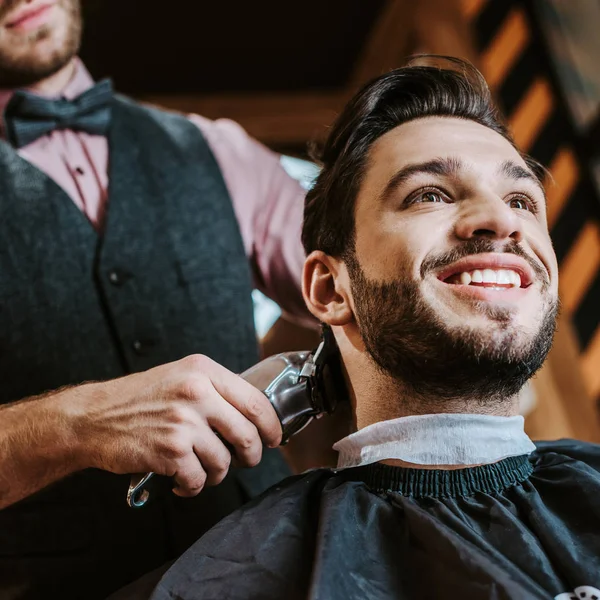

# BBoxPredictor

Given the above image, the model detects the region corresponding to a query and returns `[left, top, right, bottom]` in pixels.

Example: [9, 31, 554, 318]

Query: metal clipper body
[127, 326, 344, 508]
[240, 351, 314, 444]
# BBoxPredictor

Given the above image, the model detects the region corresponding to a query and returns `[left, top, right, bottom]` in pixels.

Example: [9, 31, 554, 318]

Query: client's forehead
[364, 116, 533, 189]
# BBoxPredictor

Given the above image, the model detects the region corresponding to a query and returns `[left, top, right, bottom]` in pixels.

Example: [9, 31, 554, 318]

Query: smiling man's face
[345, 116, 559, 403]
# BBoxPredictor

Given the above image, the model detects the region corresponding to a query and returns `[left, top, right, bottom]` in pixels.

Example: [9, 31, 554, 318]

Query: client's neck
[351, 372, 519, 430]
[334, 332, 526, 471]
[338, 337, 520, 431]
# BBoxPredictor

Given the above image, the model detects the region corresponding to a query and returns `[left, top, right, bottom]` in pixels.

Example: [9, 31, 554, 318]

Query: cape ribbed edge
[348, 455, 533, 498]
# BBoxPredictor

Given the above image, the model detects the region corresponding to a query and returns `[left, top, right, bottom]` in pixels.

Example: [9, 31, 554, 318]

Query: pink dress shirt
[0, 59, 311, 324]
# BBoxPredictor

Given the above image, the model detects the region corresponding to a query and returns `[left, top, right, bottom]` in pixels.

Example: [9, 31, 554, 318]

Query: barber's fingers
[172, 425, 233, 496]
[196, 356, 282, 448]
[208, 400, 264, 467]
[194, 427, 233, 487]
[171, 453, 207, 498]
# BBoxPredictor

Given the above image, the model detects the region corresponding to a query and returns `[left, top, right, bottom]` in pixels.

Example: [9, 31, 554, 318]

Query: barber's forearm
[0, 386, 85, 509]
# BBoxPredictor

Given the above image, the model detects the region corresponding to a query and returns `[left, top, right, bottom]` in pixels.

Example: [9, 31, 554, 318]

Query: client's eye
[404, 186, 451, 207]
[417, 191, 444, 203]
[507, 196, 532, 211]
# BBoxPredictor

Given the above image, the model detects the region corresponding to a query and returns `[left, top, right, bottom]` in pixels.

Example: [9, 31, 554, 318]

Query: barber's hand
[72, 355, 282, 497]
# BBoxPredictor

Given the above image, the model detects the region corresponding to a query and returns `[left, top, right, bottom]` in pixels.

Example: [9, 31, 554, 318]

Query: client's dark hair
[301, 56, 544, 258]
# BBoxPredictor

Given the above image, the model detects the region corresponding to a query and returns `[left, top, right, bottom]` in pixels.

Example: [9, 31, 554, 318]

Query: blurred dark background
[80, 0, 385, 94]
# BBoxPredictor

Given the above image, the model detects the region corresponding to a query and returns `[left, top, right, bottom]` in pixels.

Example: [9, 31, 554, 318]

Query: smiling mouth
[441, 268, 529, 290]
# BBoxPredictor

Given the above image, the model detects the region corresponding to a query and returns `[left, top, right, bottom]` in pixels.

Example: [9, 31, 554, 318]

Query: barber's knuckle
[221, 452, 232, 472]
[164, 404, 186, 424]
[213, 457, 231, 483]
[177, 376, 209, 402]
[161, 428, 193, 459]
[245, 395, 266, 421]
[190, 470, 207, 489]
[235, 429, 257, 451]
[184, 353, 213, 372]
[167, 406, 203, 434]
[163, 441, 188, 462]
[237, 437, 254, 453]
[182, 474, 206, 494]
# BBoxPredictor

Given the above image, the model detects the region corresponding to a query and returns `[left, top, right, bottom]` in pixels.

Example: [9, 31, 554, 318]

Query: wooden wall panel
[481, 9, 529, 90]
[559, 221, 600, 314]
[509, 78, 554, 151]
[546, 148, 579, 228]
[467, 0, 600, 441]
[582, 328, 600, 400]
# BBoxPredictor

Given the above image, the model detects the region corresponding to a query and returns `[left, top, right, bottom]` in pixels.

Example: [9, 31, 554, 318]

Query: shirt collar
[333, 413, 536, 469]
[0, 57, 95, 136]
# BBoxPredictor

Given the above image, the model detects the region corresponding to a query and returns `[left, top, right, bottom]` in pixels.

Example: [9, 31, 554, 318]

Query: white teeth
[496, 269, 512, 285]
[482, 269, 497, 283]
[452, 268, 522, 288]
[471, 269, 483, 283]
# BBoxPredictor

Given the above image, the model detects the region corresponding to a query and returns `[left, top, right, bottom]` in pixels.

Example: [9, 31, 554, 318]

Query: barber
[0, 1, 311, 599]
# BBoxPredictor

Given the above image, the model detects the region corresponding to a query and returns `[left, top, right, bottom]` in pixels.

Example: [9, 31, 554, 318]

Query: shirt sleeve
[187, 114, 316, 327]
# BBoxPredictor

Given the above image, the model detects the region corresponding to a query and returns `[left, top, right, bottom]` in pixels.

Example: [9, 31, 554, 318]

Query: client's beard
[346, 240, 558, 409]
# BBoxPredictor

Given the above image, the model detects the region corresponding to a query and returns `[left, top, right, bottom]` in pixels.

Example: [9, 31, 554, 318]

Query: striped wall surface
[464, 0, 600, 409]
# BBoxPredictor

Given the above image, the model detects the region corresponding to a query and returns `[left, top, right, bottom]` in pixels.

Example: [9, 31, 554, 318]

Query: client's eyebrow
[378, 157, 463, 204]
[499, 160, 546, 200]
[378, 157, 547, 205]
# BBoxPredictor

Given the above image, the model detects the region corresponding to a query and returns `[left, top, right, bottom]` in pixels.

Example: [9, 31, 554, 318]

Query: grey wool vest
[0, 97, 290, 600]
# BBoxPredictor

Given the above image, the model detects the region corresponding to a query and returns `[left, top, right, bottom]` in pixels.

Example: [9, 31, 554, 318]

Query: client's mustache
[420, 239, 549, 290]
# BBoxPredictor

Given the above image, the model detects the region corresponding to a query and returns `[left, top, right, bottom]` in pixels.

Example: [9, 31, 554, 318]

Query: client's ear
[303, 251, 354, 326]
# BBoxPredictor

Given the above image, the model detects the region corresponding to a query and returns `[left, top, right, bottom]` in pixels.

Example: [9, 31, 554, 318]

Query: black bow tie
[3, 79, 113, 148]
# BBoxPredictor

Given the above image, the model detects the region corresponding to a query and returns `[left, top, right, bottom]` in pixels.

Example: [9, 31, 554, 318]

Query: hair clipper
[127, 326, 345, 508]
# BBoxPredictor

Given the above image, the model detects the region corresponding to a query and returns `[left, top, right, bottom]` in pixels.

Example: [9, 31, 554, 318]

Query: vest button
[132, 339, 156, 356]
[108, 269, 129, 286]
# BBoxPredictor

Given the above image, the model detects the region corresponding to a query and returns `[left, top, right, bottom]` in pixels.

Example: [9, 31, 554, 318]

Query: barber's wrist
[46, 382, 101, 472]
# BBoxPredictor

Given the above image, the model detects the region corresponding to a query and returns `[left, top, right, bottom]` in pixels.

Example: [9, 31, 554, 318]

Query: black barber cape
[120, 440, 600, 600]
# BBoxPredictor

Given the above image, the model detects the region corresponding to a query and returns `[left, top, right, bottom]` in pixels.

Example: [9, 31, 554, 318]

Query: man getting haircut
[115, 58, 600, 600]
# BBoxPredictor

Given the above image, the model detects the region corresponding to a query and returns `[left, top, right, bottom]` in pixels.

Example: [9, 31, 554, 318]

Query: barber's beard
[346, 241, 558, 409]
[0, 0, 81, 87]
